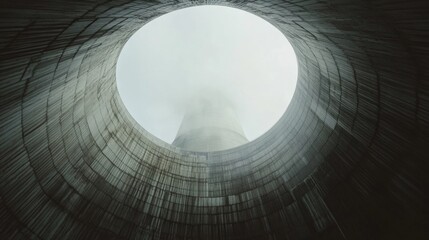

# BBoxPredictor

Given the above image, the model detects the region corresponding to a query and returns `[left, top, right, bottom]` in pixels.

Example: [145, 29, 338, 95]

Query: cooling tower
[172, 92, 248, 152]
[1, 1, 428, 240]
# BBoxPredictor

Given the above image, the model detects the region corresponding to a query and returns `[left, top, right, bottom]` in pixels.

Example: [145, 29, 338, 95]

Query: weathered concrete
[0, 1, 428, 239]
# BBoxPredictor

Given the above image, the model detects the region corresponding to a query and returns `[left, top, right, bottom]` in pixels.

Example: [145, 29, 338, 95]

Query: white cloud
[116, 5, 298, 144]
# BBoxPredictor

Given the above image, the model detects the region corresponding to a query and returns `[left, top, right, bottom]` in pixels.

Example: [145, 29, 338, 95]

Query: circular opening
[116, 6, 298, 152]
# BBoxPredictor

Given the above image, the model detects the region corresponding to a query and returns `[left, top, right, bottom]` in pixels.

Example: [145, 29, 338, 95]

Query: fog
[116, 5, 298, 144]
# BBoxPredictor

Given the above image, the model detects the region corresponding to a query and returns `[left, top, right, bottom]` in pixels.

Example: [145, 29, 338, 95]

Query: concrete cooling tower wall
[1, 1, 428, 239]
[172, 91, 249, 152]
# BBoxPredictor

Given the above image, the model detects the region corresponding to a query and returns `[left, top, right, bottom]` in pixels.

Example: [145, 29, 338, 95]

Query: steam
[116, 6, 298, 144]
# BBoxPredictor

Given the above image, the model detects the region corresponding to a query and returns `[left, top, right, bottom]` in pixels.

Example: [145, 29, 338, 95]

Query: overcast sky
[116, 6, 298, 144]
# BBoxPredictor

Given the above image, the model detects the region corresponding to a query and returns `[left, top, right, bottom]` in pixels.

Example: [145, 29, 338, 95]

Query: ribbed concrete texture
[1, 1, 428, 239]
[172, 92, 248, 152]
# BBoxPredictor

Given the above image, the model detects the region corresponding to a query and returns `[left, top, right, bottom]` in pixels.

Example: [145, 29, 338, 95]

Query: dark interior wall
[1, 1, 428, 239]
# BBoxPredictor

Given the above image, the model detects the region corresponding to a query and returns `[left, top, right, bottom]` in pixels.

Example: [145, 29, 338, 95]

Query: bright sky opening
[116, 5, 298, 144]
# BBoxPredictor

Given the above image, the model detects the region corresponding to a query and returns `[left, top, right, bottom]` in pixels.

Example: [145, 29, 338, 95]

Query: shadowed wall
[1, 0, 428, 239]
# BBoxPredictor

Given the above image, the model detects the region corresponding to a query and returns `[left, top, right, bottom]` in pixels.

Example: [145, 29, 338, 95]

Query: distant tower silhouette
[172, 91, 248, 152]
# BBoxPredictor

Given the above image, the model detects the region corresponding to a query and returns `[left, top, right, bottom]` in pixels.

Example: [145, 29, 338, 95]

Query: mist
[116, 5, 298, 144]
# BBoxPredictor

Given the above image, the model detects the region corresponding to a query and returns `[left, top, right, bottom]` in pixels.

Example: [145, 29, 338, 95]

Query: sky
[116, 5, 298, 144]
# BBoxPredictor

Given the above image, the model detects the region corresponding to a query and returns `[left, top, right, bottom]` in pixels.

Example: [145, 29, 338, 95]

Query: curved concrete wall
[1, 1, 428, 239]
